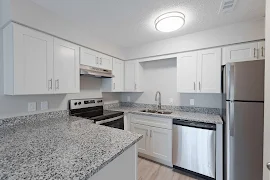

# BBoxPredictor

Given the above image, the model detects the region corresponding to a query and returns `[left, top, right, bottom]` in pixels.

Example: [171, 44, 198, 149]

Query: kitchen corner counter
[0, 116, 142, 179]
[107, 107, 223, 124]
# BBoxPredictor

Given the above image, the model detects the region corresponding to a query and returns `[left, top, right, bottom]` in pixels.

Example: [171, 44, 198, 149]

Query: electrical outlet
[41, 101, 49, 111]
[127, 96, 131, 102]
[169, 98, 174, 105]
[190, 99, 195, 106]
[28, 102, 37, 112]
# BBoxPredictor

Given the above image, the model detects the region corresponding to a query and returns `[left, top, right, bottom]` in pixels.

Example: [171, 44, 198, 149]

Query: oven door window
[101, 118, 124, 130]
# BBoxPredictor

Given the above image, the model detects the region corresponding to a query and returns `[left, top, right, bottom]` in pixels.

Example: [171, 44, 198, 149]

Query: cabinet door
[223, 42, 258, 64]
[150, 127, 172, 163]
[258, 41, 265, 60]
[100, 54, 113, 70]
[197, 48, 221, 93]
[125, 61, 136, 91]
[80, 47, 99, 68]
[113, 58, 124, 91]
[177, 52, 197, 93]
[130, 123, 149, 155]
[54, 38, 80, 93]
[12, 23, 54, 95]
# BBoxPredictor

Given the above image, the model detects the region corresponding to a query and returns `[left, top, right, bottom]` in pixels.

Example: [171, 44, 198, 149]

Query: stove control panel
[69, 98, 103, 110]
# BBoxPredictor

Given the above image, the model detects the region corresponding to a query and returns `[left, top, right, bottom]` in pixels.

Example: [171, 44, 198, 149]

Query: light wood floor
[138, 157, 198, 180]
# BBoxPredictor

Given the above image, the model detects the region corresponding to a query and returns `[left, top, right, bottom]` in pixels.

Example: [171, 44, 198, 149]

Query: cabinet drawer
[130, 114, 172, 130]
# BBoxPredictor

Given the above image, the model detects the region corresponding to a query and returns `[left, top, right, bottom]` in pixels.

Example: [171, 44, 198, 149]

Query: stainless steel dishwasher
[173, 119, 216, 179]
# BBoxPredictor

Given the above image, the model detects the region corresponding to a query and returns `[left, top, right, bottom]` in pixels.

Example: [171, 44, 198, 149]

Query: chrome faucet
[155, 91, 161, 110]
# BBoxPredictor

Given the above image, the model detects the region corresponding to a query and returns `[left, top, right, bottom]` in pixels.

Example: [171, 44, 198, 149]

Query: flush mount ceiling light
[155, 12, 185, 32]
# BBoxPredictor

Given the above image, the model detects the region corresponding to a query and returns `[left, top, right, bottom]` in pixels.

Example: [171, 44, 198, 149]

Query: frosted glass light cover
[155, 12, 185, 32]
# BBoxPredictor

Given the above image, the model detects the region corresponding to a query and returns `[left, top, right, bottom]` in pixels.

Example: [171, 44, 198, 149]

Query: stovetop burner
[69, 98, 124, 122]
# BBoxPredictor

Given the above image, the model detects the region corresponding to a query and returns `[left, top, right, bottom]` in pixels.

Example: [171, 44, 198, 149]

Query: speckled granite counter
[0, 116, 142, 179]
[107, 107, 223, 124]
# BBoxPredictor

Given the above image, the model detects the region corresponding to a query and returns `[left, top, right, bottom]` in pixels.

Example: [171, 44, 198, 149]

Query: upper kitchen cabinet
[102, 58, 124, 92]
[53, 38, 80, 94]
[80, 47, 112, 70]
[222, 41, 265, 64]
[197, 48, 221, 93]
[124, 61, 143, 92]
[3, 23, 54, 95]
[177, 52, 198, 93]
[177, 48, 222, 93]
[3, 23, 80, 95]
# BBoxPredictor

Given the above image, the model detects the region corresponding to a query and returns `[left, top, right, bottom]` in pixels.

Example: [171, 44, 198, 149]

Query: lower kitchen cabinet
[130, 123, 149, 154]
[130, 115, 172, 167]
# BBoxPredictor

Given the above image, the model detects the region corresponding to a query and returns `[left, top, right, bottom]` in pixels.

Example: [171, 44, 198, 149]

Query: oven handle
[95, 115, 124, 125]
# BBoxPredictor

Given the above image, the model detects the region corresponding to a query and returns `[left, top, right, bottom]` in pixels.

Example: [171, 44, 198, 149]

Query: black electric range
[69, 98, 124, 130]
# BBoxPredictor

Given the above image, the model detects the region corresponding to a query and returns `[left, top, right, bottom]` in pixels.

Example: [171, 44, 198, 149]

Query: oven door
[96, 115, 124, 130]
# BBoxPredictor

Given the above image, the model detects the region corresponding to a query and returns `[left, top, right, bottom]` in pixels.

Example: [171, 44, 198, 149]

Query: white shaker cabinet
[222, 42, 260, 64]
[197, 48, 221, 93]
[177, 48, 221, 93]
[102, 58, 124, 92]
[177, 52, 198, 93]
[80, 47, 100, 68]
[3, 23, 54, 95]
[124, 61, 143, 92]
[100, 53, 113, 70]
[53, 38, 80, 94]
[80, 47, 112, 70]
[130, 123, 149, 155]
[130, 115, 172, 167]
[3, 23, 80, 95]
[150, 126, 172, 163]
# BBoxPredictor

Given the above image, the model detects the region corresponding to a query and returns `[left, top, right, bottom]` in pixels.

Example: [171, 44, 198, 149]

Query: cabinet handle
[100, 58, 102, 65]
[48, 79, 52, 90]
[194, 82, 196, 91]
[150, 130, 152, 137]
[146, 130, 148, 137]
[55, 79, 59, 90]
[96, 57, 99, 65]
[262, 47, 264, 57]
[254, 48, 256, 58]
[199, 82, 201, 91]
[113, 83, 115, 90]
[135, 83, 137, 90]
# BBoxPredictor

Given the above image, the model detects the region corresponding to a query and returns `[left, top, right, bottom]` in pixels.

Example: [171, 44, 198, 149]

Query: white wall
[120, 59, 222, 108]
[0, 0, 12, 27]
[125, 19, 265, 60]
[6, 0, 125, 59]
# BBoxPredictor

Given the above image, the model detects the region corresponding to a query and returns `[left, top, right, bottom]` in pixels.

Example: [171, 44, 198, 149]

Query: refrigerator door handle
[227, 64, 235, 100]
[230, 102, 235, 137]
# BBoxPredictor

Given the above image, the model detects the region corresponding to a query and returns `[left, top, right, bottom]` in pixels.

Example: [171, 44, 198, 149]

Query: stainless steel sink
[140, 109, 172, 115]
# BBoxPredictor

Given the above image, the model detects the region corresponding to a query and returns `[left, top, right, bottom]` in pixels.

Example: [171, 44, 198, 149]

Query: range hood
[80, 65, 114, 78]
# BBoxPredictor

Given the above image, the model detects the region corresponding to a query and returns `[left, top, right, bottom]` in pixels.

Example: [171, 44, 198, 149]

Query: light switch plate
[169, 98, 174, 105]
[127, 96, 131, 102]
[28, 102, 37, 112]
[41, 101, 49, 111]
[190, 99, 195, 106]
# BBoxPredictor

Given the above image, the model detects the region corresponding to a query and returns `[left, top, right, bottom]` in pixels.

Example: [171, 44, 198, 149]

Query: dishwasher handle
[173, 119, 216, 130]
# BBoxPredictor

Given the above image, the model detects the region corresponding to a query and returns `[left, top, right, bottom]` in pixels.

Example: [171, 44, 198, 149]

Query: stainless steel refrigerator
[222, 60, 264, 180]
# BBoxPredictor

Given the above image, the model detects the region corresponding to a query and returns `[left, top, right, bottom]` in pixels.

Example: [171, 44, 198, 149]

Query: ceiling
[31, 0, 265, 48]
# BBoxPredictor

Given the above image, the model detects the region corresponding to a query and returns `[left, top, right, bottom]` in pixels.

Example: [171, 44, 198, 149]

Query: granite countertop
[107, 107, 223, 124]
[0, 116, 142, 179]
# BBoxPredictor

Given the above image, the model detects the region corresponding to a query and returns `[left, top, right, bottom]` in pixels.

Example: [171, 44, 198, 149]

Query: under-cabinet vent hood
[80, 65, 114, 78]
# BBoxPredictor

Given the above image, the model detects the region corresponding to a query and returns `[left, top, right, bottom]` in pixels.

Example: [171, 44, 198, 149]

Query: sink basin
[140, 109, 172, 115]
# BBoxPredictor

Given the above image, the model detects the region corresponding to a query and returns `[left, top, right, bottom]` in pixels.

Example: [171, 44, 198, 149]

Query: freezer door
[173, 125, 216, 178]
[226, 101, 264, 180]
[226, 60, 264, 101]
